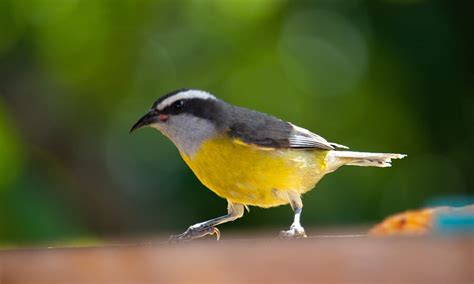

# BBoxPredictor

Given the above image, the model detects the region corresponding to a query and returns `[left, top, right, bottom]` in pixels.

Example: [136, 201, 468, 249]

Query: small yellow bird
[130, 89, 406, 241]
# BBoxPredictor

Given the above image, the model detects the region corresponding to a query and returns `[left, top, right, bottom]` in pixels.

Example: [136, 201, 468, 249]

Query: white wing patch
[156, 90, 216, 111]
[289, 124, 348, 150]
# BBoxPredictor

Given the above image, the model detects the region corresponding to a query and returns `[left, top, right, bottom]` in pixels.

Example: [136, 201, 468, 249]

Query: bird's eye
[174, 100, 184, 110]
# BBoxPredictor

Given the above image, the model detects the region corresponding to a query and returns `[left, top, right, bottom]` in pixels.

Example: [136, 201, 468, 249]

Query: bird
[130, 89, 406, 241]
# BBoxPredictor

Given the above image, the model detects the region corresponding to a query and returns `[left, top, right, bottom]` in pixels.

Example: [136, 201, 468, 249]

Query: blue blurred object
[433, 205, 474, 235]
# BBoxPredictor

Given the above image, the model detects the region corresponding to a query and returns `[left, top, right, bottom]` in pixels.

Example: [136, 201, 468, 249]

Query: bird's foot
[169, 226, 220, 243]
[279, 223, 307, 239]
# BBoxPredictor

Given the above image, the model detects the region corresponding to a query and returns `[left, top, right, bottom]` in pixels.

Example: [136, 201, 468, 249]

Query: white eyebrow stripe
[156, 90, 216, 111]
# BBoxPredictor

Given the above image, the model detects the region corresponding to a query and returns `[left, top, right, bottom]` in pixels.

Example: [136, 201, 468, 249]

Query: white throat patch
[151, 113, 217, 157]
[156, 90, 216, 111]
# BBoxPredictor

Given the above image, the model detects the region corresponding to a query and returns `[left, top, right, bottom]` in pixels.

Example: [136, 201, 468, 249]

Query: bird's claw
[279, 224, 307, 239]
[169, 226, 220, 243]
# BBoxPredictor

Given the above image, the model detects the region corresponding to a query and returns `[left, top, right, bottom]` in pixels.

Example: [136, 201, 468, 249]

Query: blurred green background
[0, 0, 472, 246]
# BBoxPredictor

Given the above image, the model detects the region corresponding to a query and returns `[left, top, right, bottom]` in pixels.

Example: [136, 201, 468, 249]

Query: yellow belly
[180, 136, 329, 208]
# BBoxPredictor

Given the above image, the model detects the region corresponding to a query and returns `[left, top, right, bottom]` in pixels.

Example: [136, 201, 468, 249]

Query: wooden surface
[0, 235, 473, 284]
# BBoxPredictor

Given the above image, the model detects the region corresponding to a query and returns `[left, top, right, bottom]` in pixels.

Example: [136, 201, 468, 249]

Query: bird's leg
[169, 201, 244, 243]
[279, 195, 307, 238]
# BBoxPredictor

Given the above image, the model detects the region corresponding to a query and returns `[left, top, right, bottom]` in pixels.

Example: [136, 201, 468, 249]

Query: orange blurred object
[369, 205, 474, 236]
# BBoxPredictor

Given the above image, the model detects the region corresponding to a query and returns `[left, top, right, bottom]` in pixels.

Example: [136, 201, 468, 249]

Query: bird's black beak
[129, 109, 158, 134]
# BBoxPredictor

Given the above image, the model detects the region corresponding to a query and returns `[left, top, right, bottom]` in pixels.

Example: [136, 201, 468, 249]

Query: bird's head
[130, 89, 225, 155]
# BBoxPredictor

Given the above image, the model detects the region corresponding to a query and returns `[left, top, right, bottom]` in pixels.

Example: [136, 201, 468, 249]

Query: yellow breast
[180, 135, 329, 208]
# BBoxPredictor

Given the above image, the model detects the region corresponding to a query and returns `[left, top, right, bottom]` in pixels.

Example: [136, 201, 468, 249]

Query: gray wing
[227, 105, 347, 150]
[288, 124, 347, 150]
